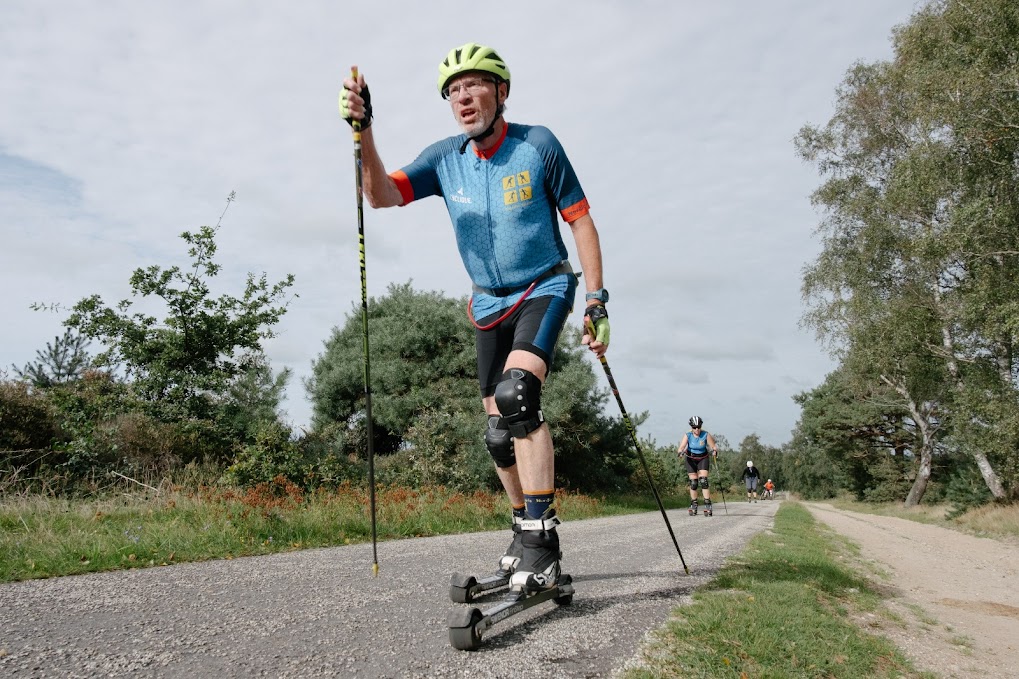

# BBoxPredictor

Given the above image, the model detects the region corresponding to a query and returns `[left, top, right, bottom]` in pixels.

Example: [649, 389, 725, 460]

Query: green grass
[0, 479, 685, 583]
[624, 503, 936, 679]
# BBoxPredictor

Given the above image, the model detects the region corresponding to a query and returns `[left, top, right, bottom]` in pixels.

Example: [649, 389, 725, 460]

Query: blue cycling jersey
[391, 123, 589, 319]
[686, 431, 710, 456]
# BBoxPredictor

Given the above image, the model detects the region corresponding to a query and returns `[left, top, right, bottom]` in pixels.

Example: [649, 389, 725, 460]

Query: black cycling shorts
[685, 455, 711, 474]
[475, 294, 572, 397]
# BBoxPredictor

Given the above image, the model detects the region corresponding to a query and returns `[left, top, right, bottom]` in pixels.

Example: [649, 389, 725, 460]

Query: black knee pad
[494, 368, 544, 438]
[689, 478, 699, 491]
[699, 478, 710, 490]
[485, 416, 516, 468]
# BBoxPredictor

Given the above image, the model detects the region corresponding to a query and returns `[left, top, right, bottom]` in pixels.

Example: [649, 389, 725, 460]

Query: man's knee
[494, 368, 544, 438]
[689, 478, 699, 491]
[699, 478, 710, 490]
[485, 416, 516, 468]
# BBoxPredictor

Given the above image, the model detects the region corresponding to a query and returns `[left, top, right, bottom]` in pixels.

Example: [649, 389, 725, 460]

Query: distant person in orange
[763, 478, 775, 499]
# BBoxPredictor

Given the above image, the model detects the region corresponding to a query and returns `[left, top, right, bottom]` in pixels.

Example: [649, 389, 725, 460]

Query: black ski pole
[710, 455, 728, 515]
[586, 321, 689, 574]
[350, 67, 379, 577]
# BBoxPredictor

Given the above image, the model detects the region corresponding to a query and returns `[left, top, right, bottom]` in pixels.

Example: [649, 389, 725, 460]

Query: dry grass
[827, 498, 1019, 545]
[953, 502, 1019, 544]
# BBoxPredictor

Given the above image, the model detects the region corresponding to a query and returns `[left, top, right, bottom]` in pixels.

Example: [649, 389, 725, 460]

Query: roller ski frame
[449, 515, 524, 603]
[449, 571, 511, 603]
[447, 574, 574, 651]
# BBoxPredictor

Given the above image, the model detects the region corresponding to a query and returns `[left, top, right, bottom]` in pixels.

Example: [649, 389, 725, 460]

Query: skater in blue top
[340, 43, 610, 597]
[677, 416, 719, 516]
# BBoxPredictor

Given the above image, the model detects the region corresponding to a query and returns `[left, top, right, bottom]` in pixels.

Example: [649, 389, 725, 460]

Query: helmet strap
[458, 88, 506, 155]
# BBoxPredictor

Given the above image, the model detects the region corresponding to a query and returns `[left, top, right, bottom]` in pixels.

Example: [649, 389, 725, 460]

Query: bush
[396, 409, 498, 491]
[224, 422, 304, 488]
[92, 412, 183, 478]
[298, 423, 368, 488]
[943, 458, 994, 517]
[0, 380, 57, 453]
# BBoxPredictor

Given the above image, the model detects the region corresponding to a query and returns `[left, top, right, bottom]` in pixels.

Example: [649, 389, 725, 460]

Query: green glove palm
[339, 83, 372, 128]
[585, 304, 610, 346]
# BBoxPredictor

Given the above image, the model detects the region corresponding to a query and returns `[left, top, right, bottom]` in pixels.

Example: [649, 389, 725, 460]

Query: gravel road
[805, 503, 1019, 679]
[0, 501, 778, 678]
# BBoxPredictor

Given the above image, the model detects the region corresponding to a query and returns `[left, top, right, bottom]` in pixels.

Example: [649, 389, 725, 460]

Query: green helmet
[438, 42, 511, 98]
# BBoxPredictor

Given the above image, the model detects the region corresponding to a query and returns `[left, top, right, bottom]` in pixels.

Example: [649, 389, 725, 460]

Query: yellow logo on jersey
[502, 172, 532, 206]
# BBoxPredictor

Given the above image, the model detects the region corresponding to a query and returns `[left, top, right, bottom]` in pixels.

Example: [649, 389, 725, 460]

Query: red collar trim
[473, 122, 508, 160]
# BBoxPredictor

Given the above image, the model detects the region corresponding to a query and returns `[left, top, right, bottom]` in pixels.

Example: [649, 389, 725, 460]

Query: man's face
[445, 73, 502, 137]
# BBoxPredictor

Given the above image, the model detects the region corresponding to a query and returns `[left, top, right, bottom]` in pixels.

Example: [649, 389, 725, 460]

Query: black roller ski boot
[508, 509, 564, 598]
[704, 500, 713, 517]
[688, 500, 698, 516]
[448, 508, 574, 651]
[496, 516, 524, 578]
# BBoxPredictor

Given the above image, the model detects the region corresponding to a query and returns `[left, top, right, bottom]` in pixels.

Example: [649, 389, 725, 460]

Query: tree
[64, 194, 295, 423]
[796, 0, 1019, 502]
[217, 352, 291, 443]
[13, 330, 92, 388]
[791, 368, 914, 500]
[307, 282, 477, 455]
[307, 281, 635, 491]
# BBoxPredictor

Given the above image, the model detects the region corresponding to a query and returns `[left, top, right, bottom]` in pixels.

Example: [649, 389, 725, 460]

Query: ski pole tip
[372, 562, 380, 577]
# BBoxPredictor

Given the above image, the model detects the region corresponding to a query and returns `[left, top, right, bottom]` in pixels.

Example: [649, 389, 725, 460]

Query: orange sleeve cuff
[390, 170, 414, 206]
[560, 197, 590, 223]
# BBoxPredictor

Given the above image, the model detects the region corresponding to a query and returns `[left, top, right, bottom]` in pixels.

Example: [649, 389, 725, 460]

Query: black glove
[584, 304, 610, 346]
[339, 82, 373, 129]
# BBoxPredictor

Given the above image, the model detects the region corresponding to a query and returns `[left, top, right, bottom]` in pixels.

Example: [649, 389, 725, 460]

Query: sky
[0, 0, 925, 449]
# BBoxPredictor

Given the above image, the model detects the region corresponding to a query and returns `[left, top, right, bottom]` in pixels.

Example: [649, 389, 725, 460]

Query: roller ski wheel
[704, 505, 713, 517]
[448, 574, 574, 651]
[448, 607, 484, 651]
[688, 503, 698, 516]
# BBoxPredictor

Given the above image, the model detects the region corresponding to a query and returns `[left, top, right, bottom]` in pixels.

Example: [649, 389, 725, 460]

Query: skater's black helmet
[689, 415, 703, 428]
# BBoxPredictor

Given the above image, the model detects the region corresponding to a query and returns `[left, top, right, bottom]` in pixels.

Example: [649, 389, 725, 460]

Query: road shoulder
[805, 502, 1019, 679]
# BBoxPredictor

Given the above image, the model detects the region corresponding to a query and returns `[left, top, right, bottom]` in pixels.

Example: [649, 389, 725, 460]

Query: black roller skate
[688, 500, 698, 516]
[704, 500, 713, 517]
